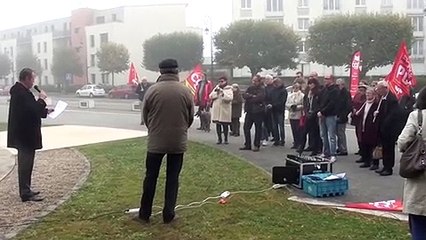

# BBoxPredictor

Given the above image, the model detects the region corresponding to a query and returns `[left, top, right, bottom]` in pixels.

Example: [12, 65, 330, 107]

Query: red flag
[385, 41, 417, 100]
[185, 64, 204, 95]
[128, 62, 139, 85]
[349, 51, 362, 98]
[345, 199, 403, 212]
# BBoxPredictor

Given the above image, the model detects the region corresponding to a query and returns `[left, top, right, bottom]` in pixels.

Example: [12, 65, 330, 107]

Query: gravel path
[0, 148, 90, 239]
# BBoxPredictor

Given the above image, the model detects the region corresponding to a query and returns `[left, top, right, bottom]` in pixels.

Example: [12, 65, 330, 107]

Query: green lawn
[0, 122, 7, 131]
[15, 139, 409, 240]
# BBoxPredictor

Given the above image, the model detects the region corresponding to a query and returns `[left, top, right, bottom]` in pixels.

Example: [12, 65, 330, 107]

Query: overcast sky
[0, 0, 232, 31]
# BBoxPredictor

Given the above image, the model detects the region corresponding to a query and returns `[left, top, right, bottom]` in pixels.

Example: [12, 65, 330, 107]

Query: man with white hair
[335, 78, 352, 156]
[374, 80, 402, 176]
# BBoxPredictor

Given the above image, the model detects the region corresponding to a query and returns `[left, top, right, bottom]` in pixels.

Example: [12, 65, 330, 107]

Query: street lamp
[204, 18, 214, 80]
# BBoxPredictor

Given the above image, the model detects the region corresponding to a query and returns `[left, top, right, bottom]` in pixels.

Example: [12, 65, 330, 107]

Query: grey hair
[336, 78, 345, 85]
[376, 80, 388, 88]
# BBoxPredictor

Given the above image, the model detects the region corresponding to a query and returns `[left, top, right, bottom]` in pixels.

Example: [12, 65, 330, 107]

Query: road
[0, 95, 404, 203]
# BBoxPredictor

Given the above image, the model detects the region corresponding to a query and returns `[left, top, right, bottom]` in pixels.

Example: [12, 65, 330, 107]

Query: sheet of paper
[48, 100, 68, 119]
[324, 173, 346, 181]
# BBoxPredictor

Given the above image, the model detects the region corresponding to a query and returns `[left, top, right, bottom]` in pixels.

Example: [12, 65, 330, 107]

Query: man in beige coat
[138, 59, 194, 224]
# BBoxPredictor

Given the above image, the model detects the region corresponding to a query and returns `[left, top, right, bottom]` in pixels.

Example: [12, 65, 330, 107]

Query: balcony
[16, 36, 31, 46]
[265, 10, 284, 17]
[240, 9, 252, 18]
[53, 31, 71, 39]
[297, 7, 310, 16]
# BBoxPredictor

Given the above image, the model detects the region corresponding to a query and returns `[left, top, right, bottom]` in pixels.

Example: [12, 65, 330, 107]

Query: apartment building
[231, 0, 426, 77]
[0, 3, 192, 86]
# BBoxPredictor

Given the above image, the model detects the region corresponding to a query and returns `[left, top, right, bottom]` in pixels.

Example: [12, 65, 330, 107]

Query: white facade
[232, 0, 426, 78]
[0, 38, 17, 85]
[32, 33, 54, 86]
[86, 4, 195, 85]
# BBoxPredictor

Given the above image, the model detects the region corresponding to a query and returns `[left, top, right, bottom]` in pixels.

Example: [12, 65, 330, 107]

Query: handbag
[372, 146, 383, 160]
[399, 109, 426, 178]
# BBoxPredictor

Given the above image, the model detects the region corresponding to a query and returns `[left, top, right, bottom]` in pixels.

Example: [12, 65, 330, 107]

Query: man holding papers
[7, 68, 53, 202]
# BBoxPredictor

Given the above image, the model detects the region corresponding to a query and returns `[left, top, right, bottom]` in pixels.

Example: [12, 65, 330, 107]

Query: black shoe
[375, 168, 385, 174]
[273, 142, 280, 146]
[252, 146, 260, 152]
[304, 147, 313, 152]
[280, 142, 285, 146]
[22, 195, 44, 202]
[337, 152, 348, 156]
[163, 214, 176, 224]
[355, 150, 360, 155]
[291, 145, 297, 149]
[355, 158, 364, 163]
[234, 134, 240, 137]
[224, 141, 229, 145]
[369, 165, 379, 171]
[31, 191, 40, 196]
[134, 215, 150, 224]
[359, 163, 371, 168]
[216, 140, 222, 144]
[380, 169, 393, 176]
[240, 147, 251, 150]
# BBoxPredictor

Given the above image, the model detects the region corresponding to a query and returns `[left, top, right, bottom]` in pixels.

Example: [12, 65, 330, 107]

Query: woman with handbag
[397, 86, 426, 240]
[286, 83, 304, 149]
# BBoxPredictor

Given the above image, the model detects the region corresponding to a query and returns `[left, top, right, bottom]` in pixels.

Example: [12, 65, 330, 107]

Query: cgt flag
[345, 199, 403, 212]
[349, 51, 362, 98]
[185, 64, 204, 95]
[128, 62, 139, 85]
[385, 41, 417, 100]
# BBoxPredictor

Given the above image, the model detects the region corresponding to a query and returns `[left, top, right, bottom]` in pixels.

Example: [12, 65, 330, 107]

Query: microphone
[34, 85, 41, 93]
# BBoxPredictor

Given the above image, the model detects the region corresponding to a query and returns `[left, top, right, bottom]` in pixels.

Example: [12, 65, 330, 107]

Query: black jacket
[303, 87, 322, 119]
[269, 85, 288, 113]
[336, 88, 353, 124]
[7, 83, 48, 150]
[319, 84, 340, 117]
[377, 91, 403, 142]
[243, 85, 265, 114]
[135, 83, 151, 101]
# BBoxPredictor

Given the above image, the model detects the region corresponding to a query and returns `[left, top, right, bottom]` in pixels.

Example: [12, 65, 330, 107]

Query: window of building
[96, 16, 105, 24]
[411, 16, 424, 32]
[100, 33, 109, 44]
[37, 43, 41, 53]
[355, 0, 366, 6]
[43, 42, 47, 53]
[101, 73, 109, 84]
[74, 28, 80, 34]
[90, 54, 96, 67]
[298, 40, 306, 53]
[91, 74, 96, 84]
[267, 18, 284, 24]
[44, 76, 48, 85]
[44, 59, 48, 70]
[90, 35, 95, 48]
[241, 0, 252, 9]
[298, 0, 309, 7]
[381, 0, 392, 6]
[63, 22, 67, 31]
[267, 0, 283, 12]
[298, 18, 310, 30]
[44, 26, 48, 33]
[323, 0, 340, 10]
[407, 0, 424, 9]
[112, 14, 117, 21]
[412, 39, 424, 56]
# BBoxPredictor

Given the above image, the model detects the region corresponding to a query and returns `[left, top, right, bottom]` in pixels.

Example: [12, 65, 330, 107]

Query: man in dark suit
[375, 80, 402, 176]
[7, 68, 52, 202]
[135, 77, 151, 125]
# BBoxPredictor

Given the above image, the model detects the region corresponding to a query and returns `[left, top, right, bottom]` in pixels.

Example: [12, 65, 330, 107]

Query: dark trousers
[244, 112, 263, 148]
[140, 152, 183, 221]
[17, 149, 36, 199]
[360, 143, 376, 166]
[272, 111, 285, 144]
[409, 214, 426, 240]
[230, 117, 240, 135]
[216, 123, 229, 142]
[382, 141, 395, 171]
[299, 116, 322, 154]
[290, 119, 302, 148]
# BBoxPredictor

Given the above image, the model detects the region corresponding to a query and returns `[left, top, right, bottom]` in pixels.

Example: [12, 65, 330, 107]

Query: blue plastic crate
[302, 172, 349, 198]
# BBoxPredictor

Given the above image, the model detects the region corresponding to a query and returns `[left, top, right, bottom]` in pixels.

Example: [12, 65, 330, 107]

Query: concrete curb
[3, 148, 91, 240]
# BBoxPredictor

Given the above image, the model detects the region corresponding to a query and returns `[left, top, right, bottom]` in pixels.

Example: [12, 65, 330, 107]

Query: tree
[0, 54, 11, 81]
[96, 42, 130, 86]
[214, 20, 299, 77]
[51, 47, 83, 87]
[143, 31, 203, 72]
[16, 50, 42, 77]
[308, 14, 413, 77]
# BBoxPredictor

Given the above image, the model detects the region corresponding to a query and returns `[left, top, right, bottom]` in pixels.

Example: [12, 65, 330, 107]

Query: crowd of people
[194, 71, 416, 177]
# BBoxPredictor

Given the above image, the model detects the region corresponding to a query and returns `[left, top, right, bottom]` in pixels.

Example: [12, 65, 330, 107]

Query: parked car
[75, 84, 106, 98]
[108, 85, 138, 99]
